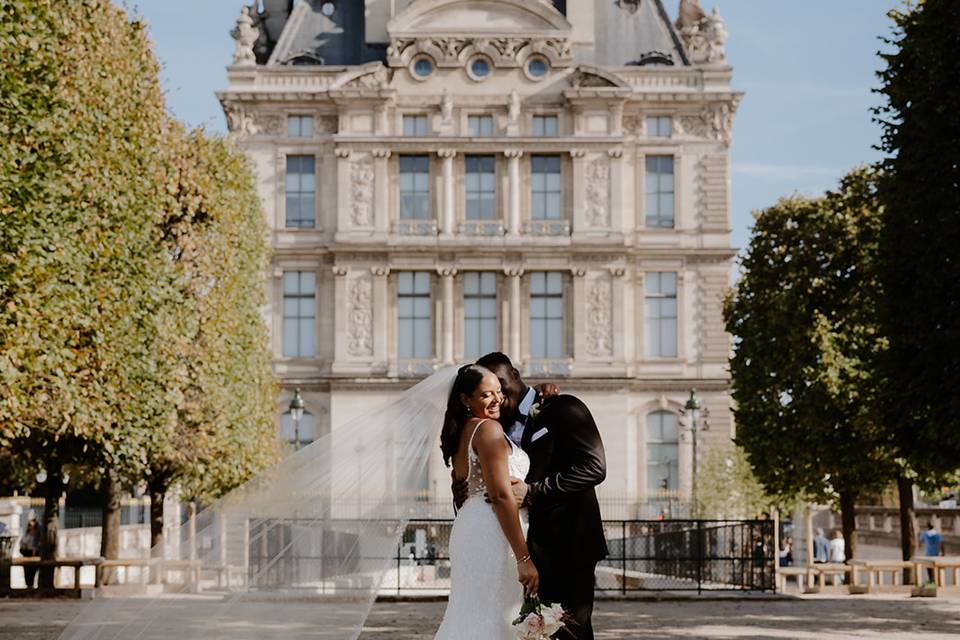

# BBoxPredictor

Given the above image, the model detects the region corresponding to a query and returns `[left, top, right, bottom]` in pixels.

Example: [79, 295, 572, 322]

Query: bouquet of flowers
[512, 596, 569, 639]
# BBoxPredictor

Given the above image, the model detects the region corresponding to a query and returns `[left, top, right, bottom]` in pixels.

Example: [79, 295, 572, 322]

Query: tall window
[468, 115, 494, 137]
[403, 114, 428, 137]
[463, 272, 497, 359]
[285, 155, 315, 228]
[645, 272, 677, 358]
[465, 155, 496, 220]
[282, 271, 315, 358]
[397, 272, 432, 359]
[645, 155, 675, 228]
[280, 411, 316, 447]
[532, 115, 558, 137]
[531, 155, 562, 220]
[646, 116, 672, 138]
[647, 411, 679, 492]
[529, 272, 565, 358]
[399, 155, 430, 220]
[287, 115, 314, 138]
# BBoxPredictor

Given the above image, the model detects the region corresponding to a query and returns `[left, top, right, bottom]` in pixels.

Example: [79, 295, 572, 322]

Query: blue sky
[134, 0, 898, 257]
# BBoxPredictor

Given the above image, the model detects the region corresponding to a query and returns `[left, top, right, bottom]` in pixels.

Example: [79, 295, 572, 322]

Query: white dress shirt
[506, 387, 536, 445]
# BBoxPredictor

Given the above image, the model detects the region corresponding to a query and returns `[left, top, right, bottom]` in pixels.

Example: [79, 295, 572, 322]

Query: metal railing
[392, 518, 775, 595]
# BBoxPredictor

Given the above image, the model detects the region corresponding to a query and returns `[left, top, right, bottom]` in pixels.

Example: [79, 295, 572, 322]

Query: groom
[456, 352, 608, 640]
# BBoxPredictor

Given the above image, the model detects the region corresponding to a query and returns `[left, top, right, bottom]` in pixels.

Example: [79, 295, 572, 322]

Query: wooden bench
[848, 559, 913, 593]
[775, 566, 812, 593]
[812, 563, 851, 589]
[913, 556, 960, 588]
[12, 557, 103, 594]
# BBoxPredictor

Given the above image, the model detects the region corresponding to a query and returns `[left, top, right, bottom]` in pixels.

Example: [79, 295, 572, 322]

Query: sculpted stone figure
[231, 6, 258, 66]
[674, 0, 727, 64]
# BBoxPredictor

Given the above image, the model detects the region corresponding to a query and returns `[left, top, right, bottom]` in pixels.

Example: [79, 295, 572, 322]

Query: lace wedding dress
[434, 420, 531, 640]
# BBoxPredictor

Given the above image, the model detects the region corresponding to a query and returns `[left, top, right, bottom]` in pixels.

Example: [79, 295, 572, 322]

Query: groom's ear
[511, 366, 521, 381]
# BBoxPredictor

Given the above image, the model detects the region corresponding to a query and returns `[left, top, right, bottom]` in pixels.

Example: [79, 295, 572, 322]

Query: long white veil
[59, 365, 459, 639]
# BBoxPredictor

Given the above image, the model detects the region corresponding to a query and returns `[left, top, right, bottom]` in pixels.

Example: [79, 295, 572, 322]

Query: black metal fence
[393, 518, 776, 594]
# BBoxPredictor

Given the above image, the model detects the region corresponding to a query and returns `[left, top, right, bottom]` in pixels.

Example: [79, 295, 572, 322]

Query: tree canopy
[724, 168, 894, 557]
[0, 0, 278, 559]
[874, 0, 960, 483]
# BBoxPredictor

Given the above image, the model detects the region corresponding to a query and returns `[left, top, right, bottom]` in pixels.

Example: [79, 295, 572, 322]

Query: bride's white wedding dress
[434, 420, 531, 640]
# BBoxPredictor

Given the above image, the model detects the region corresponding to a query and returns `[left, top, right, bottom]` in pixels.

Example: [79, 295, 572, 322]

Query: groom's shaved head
[476, 352, 526, 424]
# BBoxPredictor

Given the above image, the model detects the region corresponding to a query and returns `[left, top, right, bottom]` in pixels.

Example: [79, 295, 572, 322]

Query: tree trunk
[148, 478, 166, 556]
[839, 489, 857, 562]
[39, 458, 63, 589]
[897, 474, 917, 583]
[99, 470, 121, 585]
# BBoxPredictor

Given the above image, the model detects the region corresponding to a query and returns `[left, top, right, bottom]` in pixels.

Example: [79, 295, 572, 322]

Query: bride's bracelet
[517, 554, 531, 565]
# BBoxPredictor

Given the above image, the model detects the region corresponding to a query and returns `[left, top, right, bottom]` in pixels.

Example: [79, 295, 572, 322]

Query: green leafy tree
[144, 128, 278, 548]
[874, 0, 960, 564]
[724, 168, 895, 559]
[0, 0, 180, 583]
[698, 444, 779, 520]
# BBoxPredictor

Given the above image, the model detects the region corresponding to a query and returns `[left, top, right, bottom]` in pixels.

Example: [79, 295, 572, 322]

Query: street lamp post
[683, 389, 708, 517]
[289, 388, 305, 450]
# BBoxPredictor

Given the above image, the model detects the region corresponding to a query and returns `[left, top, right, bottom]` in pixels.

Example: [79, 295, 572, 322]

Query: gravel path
[1, 594, 958, 639]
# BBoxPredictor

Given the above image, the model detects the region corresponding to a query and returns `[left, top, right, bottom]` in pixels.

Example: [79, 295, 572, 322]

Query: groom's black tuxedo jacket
[521, 394, 608, 574]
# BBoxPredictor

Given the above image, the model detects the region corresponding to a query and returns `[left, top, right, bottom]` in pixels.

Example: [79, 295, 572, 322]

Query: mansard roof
[266, 0, 385, 66]
[588, 0, 689, 67]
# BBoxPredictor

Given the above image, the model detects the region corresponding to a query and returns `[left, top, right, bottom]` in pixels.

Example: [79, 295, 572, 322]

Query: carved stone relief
[349, 155, 374, 227]
[586, 277, 613, 357]
[347, 274, 373, 357]
[676, 101, 737, 143]
[585, 157, 610, 227]
[388, 36, 572, 68]
[225, 105, 260, 140]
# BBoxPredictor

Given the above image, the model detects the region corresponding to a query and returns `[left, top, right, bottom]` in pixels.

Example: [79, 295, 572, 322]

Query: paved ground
[1, 594, 959, 639]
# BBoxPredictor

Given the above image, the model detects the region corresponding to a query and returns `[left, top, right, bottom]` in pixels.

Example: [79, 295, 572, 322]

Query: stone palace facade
[219, 0, 740, 517]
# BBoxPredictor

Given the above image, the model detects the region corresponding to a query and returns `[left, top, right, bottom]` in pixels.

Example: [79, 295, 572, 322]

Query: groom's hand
[484, 477, 527, 508]
[509, 477, 529, 508]
[535, 383, 560, 401]
[451, 471, 469, 511]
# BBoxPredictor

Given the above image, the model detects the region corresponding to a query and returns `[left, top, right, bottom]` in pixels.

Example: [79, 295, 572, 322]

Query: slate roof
[253, 0, 687, 67]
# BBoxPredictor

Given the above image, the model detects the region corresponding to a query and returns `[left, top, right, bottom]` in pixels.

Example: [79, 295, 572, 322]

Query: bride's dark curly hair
[440, 364, 491, 467]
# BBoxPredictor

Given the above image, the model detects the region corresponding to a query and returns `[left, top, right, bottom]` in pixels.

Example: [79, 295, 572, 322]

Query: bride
[434, 364, 537, 639]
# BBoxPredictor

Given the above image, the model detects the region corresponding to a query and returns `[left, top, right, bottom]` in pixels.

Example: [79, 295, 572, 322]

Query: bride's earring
[464, 404, 472, 415]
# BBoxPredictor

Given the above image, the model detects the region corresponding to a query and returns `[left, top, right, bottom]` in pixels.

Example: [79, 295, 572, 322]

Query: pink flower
[524, 612, 545, 635]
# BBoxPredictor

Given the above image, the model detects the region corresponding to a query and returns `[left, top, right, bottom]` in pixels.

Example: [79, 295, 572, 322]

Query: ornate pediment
[389, 0, 571, 36]
[567, 66, 630, 90]
[386, 0, 572, 71]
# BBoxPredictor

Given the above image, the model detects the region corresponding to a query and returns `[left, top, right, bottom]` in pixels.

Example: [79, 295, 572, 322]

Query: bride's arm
[473, 421, 539, 595]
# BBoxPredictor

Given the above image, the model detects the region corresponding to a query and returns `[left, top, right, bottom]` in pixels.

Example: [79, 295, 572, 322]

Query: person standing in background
[828, 530, 846, 585]
[813, 528, 829, 564]
[918, 522, 945, 584]
[18, 515, 41, 589]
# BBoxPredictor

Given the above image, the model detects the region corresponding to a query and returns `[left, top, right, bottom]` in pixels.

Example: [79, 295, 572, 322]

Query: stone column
[370, 266, 390, 372]
[438, 149, 456, 236]
[372, 149, 391, 234]
[504, 150, 523, 236]
[330, 266, 349, 370]
[334, 147, 352, 233]
[569, 149, 586, 234]
[438, 268, 457, 364]
[505, 268, 524, 362]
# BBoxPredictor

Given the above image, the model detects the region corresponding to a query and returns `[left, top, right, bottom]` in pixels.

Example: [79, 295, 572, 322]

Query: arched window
[646, 411, 679, 492]
[280, 411, 316, 447]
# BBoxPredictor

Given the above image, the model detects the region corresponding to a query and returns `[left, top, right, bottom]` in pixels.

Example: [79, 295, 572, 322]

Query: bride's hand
[517, 557, 539, 598]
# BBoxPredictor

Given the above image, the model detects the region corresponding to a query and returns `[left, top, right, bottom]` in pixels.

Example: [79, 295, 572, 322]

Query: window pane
[398, 271, 432, 359]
